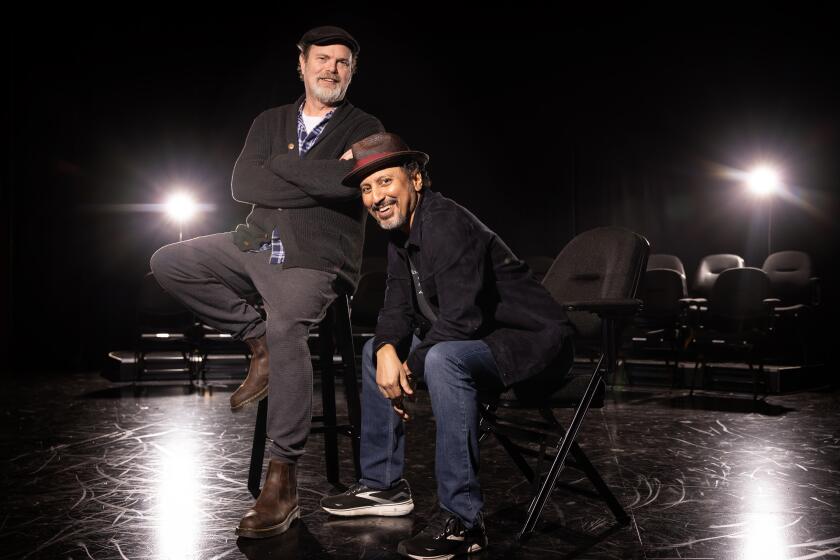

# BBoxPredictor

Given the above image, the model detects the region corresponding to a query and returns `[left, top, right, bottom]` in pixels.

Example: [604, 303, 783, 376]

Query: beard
[376, 212, 407, 230]
[311, 76, 349, 105]
[371, 198, 407, 230]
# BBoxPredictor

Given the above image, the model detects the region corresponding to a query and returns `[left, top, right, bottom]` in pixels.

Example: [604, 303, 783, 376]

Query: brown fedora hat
[342, 132, 429, 187]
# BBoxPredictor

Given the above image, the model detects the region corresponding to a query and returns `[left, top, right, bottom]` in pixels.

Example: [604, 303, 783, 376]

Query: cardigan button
[288, 143, 295, 150]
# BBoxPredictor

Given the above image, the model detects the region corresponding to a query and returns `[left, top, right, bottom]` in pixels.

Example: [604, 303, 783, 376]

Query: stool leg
[247, 398, 268, 499]
[319, 305, 340, 484]
[335, 295, 362, 480]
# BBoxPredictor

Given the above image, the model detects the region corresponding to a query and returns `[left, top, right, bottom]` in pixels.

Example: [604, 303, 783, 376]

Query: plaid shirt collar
[296, 101, 336, 157]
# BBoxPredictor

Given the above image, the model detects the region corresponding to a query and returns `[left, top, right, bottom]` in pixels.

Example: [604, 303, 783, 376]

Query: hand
[376, 345, 414, 420]
[391, 395, 410, 421]
[340, 149, 354, 160]
[392, 361, 415, 420]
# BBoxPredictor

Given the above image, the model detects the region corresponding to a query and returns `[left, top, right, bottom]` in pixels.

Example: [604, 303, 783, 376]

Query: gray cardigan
[231, 96, 383, 292]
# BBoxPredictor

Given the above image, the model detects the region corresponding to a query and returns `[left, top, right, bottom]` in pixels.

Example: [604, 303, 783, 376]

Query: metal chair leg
[518, 353, 606, 541]
[247, 398, 268, 499]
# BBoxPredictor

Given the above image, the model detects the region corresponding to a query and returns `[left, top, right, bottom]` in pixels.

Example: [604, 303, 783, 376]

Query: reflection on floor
[1, 371, 838, 559]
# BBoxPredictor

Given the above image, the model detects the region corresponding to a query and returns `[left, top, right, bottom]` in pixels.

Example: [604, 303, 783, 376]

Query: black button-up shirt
[373, 190, 573, 386]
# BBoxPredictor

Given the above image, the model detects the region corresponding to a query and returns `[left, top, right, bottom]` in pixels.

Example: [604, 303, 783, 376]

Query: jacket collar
[402, 189, 438, 249]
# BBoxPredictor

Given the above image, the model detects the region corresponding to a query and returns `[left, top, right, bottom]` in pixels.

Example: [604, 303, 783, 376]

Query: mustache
[372, 197, 398, 210]
[318, 72, 340, 80]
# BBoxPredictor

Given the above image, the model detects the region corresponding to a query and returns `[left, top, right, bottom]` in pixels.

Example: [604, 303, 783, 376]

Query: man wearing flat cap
[150, 26, 383, 537]
[320, 132, 574, 558]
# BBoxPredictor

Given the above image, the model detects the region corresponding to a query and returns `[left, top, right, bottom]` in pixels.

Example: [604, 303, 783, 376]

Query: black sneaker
[320, 479, 414, 517]
[397, 513, 487, 559]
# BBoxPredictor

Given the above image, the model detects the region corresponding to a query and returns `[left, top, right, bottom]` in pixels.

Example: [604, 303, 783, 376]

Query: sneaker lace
[346, 482, 367, 495]
[433, 516, 462, 540]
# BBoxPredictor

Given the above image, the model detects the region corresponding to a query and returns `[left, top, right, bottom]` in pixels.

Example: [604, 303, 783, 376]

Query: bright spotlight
[165, 193, 197, 222]
[746, 165, 780, 196]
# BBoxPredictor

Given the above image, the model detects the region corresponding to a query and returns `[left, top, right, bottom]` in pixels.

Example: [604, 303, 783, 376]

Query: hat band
[353, 151, 397, 171]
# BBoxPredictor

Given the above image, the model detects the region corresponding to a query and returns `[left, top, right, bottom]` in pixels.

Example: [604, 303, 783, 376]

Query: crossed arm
[231, 110, 379, 207]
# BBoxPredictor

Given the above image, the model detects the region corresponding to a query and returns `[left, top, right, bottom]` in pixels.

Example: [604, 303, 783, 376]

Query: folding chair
[478, 226, 649, 541]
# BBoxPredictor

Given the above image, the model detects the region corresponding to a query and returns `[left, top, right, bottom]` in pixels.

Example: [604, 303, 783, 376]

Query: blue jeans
[359, 336, 503, 529]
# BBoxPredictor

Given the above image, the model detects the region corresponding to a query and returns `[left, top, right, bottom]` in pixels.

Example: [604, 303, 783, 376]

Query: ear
[299, 52, 307, 68]
[412, 170, 423, 192]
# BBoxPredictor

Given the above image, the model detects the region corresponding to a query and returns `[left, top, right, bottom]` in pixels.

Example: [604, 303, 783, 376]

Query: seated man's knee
[149, 243, 180, 279]
[423, 342, 466, 387]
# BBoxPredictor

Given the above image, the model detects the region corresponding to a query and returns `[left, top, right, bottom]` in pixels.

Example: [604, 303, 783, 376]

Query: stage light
[164, 192, 198, 241]
[743, 163, 784, 256]
[165, 192, 197, 223]
[746, 165, 780, 197]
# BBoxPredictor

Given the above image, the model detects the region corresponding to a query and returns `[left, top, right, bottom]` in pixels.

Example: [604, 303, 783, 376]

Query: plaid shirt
[261, 104, 335, 264]
[297, 104, 335, 156]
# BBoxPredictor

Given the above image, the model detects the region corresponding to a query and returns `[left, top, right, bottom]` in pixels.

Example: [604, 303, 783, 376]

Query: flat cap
[298, 26, 359, 55]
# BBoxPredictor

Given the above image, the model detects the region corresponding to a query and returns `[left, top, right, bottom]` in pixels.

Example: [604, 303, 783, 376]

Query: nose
[370, 186, 386, 206]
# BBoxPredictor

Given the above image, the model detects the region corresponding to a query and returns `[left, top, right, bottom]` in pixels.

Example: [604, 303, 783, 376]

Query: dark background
[4, 7, 838, 373]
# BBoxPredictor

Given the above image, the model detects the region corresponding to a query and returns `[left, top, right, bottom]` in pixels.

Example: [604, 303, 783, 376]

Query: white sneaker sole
[403, 542, 483, 560]
[322, 500, 414, 517]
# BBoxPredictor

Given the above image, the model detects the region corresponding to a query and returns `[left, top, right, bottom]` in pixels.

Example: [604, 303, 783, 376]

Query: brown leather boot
[236, 459, 300, 538]
[230, 335, 269, 411]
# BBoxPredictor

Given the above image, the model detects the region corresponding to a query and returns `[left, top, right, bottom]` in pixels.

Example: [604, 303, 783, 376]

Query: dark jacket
[230, 96, 383, 292]
[373, 190, 573, 387]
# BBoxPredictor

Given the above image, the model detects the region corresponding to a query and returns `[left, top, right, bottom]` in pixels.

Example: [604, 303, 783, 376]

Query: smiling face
[360, 165, 423, 232]
[299, 44, 353, 106]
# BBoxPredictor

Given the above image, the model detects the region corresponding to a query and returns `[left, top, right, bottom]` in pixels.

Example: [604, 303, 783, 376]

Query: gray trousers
[150, 232, 338, 462]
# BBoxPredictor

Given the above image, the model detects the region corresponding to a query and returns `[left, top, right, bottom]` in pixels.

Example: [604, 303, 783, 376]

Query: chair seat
[489, 374, 606, 410]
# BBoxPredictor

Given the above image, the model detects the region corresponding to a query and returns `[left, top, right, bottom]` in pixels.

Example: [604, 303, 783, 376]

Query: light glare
[165, 193, 197, 222]
[746, 166, 780, 197]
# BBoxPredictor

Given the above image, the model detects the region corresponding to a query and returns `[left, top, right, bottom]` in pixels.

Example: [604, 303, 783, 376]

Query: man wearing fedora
[150, 26, 383, 538]
[320, 132, 573, 558]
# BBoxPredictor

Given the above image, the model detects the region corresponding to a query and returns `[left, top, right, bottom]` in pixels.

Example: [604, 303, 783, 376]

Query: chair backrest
[647, 253, 686, 277]
[639, 268, 687, 320]
[761, 250, 812, 305]
[709, 267, 771, 321]
[542, 227, 649, 338]
[692, 253, 744, 298]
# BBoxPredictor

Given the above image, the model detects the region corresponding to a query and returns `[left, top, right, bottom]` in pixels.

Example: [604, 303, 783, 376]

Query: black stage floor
[2, 371, 838, 559]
